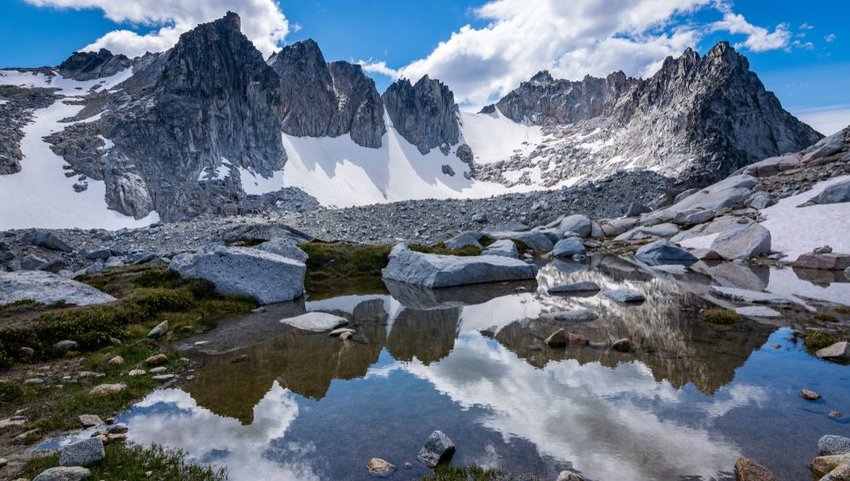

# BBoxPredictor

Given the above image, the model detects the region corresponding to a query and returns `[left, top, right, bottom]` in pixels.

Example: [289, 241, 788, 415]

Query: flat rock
[635, 240, 698, 265]
[170, 245, 305, 304]
[794, 253, 850, 271]
[734, 457, 776, 481]
[482, 239, 518, 258]
[417, 430, 455, 468]
[735, 306, 781, 318]
[551, 308, 598, 322]
[816, 342, 850, 361]
[382, 244, 537, 288]
[709, 286, 790, 305]
[615, 223, 680, 241]
[0, 271, 116, 307]
[603, 289, 645, 304]
[282, 312, 349, 332]
[552, 238, 586, 258]
[59, 437, 104, 466]
[819, 435, 850, 456]
[548, 281, 600, 294]
[78, 414, 104, 427]
[33, 467, 92, 481]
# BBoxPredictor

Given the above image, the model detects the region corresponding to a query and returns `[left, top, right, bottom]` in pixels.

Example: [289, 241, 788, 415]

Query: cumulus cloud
[361, 0, 795, 107]
[24, 0, 290, 57]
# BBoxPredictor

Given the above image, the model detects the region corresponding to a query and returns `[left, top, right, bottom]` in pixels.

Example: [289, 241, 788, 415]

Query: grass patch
[420, 465, 522, 481]
[19, 444, 226, 481]
[799, 330, 841, 353]
[409, 235, 498, 257]
[814, 312, 840, 323]
[834, 306, 850, 315]
[301, 241, 391, 300]
[700, 308, 740, 325]
[0, 266, 256, 366]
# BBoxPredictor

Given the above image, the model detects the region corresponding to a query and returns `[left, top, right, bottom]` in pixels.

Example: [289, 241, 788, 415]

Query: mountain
[476, 42, 822, 188]
[0, 12, 824, 229]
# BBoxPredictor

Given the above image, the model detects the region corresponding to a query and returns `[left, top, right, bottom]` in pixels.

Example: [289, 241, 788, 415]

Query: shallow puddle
[115, 256, 850, 481]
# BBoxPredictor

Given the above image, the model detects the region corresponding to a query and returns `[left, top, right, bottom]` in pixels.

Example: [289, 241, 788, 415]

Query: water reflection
[119, 255, 850, 481]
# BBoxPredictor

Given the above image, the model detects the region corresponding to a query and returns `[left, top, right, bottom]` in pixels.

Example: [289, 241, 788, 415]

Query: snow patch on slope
[460, 111, 543, 164]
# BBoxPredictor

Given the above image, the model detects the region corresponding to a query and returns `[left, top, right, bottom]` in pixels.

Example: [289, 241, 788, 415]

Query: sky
[1, 0, 848, 134]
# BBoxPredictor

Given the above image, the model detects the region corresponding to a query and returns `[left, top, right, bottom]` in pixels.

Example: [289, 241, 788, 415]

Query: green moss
[700, 308, 740, 325]
[800, 330, 841, 353]
[301, 241, 391, 300]
[419, 465, 522, 481]
[410, 243, 483, 256]
[20, 444, 226, 481]
[814, 312, 840, 323]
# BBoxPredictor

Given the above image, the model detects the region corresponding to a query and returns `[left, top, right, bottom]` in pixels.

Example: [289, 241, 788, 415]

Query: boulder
[367, 458, 396, 476]
[642, 175, 757, 225]
[255, 237, 309, 263]
[170, 246, 305, 304]
[558, 215, 593, 237]
[635, 240, 698, 265]
[674, 209, 716, 227]
[22, 230, 73, 252]
[33, 467, 92, 481]
[89, 383, 126, 396]
[552, 239, 586, 258]
[734, 457, 776, 481]
[0, 271, 116, 307]
[147, 320, 168, 339]
[482, 239, 518, 258]
[819, 435, 850, 456]
[748, 191, 773, 210]
[548, 281, 600, 295]
[282, 312, 348, 332]
[811, 179, 850, 205]
[78, 414, 103, 427]
[59, 437, 105, 466]
[812, 454, 850, 479]
[489, 231, 553, 252]
[615, 223, 680, 241]
[444, 231, 483, 250]
[381, 244, 537, 288]
[556, 471, 586, 481]
[54, 340, 79, 352]
[709, 222, 771, 260]
[794, 253, 850, 271]
[822, 464, 850, 481]
[624, 202, 651, 217]
[816, 342, 850, 361]
[603, 289, 645, 304]
[600, 218, 637, 237]
[417, 430, 455, 468]
[551, 308, 598, 322]
[21, 254, 48, 270]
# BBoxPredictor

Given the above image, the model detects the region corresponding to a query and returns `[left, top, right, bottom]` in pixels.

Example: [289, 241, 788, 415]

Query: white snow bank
[761, 175, 850, 261]
[460, 111, 543, 164]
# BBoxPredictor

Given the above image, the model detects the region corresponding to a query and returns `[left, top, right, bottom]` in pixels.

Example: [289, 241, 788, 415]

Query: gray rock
[674, 209, 715, 227]
[794, 253, 850, 271]
[54, 340, 79, 352]
[624, 202, 651, 217]
[819, 435, 850, 456]
[255, 237, 309, 263]
[489, 231, 553, 252]
[170, 246, 305, 304]
[33, 466, 92, 481]
[147, 320, 168, 339]
[21, 254, 48, 270]
[417, 430, 455, 468]
[59, 437, 105, 467]
[381, 244, 537, 288]
[22, 230, 73, 252]
[482, 239, 518, 258]
[40, 259, 68, 273]
[611, 338, 633, 352]
[709, 286, 790, 305]
[84, 249, 113, 260]
[282, 312, 348, 332]
[383, 76, 460, 154]
[735, 306, 781, 318]
[615, 223, 680, 241]
[58, 48, 132, 81]
[643, 175, 758, 226]
[552, 239, 586, 258]
[816, 342, 850, 361]
[600, 217, 638, 237]
[444, 231, 483, 250]
[551, 308, 598, 322]
[709, 221, 771, 260]
[635, 240, 698, 265]
[152, 374, 176, 382]
[748, 191, 773, 210]
[0, 271, 116, 306]
[603, 289, 646, 304]
[557, 471, 586, 481]
[811, 180, 850, 205]
[558, 215, 593, 237]
[548, 281, 600, 294]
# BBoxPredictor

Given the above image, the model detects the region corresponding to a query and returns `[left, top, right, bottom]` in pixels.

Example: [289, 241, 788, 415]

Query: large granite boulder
[33, 467, 92, 481]
[59, 437, 105, 467]
[810, 179, 850, 205]
[709, 221, 771, 260]
[558, 214, 593, 237]
[642, 175, 758, 226]
[170, 246, 305, 304]
[635, 240, 698, 265]
[552, 239, 586, 258]
[381, 244, 537, 288]
[489, 231, 553, 252]
[0, 271, 116, 306]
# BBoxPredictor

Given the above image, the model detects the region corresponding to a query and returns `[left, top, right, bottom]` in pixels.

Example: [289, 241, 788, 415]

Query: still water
[116, 256, 850, 481]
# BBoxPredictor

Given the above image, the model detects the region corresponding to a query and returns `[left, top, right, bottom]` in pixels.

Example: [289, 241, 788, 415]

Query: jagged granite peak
[57, 48, 133, 81]
[45, 11, 288, 221]
[270, 39, 385, 148]
[383, 75, 461, 154]
[484, 41, 822, 187]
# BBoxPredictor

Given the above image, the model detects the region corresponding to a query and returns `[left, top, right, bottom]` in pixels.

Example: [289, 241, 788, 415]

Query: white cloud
[362, 0, 793, 107]
[826, 33, 837, 43]
[24, 0, 290, 57]
[794, 105, 850, 136]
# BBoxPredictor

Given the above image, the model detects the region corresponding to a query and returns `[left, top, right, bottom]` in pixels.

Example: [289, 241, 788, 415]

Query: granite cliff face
[477, 42, 822, 188]
[57, 49, 133, 81]
[270, 40, 385, 148]
[383, 76, 462, 154]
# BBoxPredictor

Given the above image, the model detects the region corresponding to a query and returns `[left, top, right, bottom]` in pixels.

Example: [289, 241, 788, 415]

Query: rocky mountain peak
[529, 70, 555, 84]
[57, 48, 132, 81]
[223, 11, 242, 31]
[383, 75, 461, 154]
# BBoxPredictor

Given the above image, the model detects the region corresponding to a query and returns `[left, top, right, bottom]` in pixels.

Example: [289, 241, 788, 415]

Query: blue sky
[1, 0, 848, 133]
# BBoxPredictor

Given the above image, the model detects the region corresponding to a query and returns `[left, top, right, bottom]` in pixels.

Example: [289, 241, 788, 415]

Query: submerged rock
[0, 271, 116, 307]
[417, 430, 455, 468]
[282, 312, 349, 332]
[734, 457, 776, 481]
[709, 286, 790, 305]
[635, 240, 698, 265]
[170, 246, 305, 304]
[603, 289, 646, 304]
[819, 435, 850, 456]
[367, 458, 396, 476]
[548, 281, 600, 295]
[381, 244, 537, 288]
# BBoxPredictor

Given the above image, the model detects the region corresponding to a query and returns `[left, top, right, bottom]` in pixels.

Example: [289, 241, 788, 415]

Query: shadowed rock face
[45, 12, 288, 221]
[270, 40, 386, 148]
[382, 75, 461, 154]
[58, 49, 133, 81]
[485, 42, 823, 188]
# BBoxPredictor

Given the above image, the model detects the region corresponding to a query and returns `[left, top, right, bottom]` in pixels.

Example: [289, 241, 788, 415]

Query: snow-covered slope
[0, 69, 160, 230]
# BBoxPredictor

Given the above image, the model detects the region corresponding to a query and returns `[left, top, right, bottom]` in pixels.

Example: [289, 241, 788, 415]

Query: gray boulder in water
[170, 246, 305, 304]
[819, 435, 850, 456]
[635, 240, 698, 265]
[417, 430, 456, 468]
[552, 239, 586, 258]
[381, 244, 537, 288]
[0, 271, 116, 307]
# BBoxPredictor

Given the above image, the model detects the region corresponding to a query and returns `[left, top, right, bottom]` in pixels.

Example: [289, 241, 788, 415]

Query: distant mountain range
[0, 11, 822, 227]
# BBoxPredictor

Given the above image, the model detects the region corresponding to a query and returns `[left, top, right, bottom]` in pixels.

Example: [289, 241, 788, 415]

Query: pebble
[144, 353, 168, 366]
[127, 369, 146, 376]
[801, 389, 822, 400]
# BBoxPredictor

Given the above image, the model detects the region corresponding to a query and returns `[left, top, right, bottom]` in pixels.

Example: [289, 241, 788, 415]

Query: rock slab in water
[382, 244, 537, 288]
[282, 312, 349, 332]
[734, 457, 776, 481]
[417, 430, 456, 468]
[794, 253, 850, 271]
[33, 467, 92, 481]
[170, 246, 305, 304]
[819, 435, 850, 456]
[0, 271, 116, 307]
[603, 289, 646, 304]
[816, 342, 850, 361]
[635, 240, 698, 265]
[548, 281, 600, 294]
[59, 437, 105, 467]
[735, 306, 781, 318]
